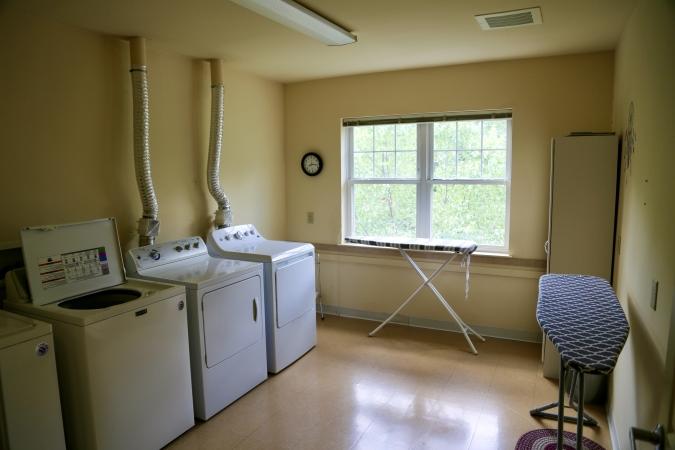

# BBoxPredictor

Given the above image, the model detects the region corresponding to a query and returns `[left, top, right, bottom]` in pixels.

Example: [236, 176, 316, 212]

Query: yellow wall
[609, 0, 675, 447]
[0, 8, 286, 249]
[285, 53, 614, 337]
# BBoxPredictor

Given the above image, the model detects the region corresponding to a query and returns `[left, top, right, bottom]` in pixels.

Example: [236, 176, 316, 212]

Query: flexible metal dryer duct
[129, 37, 159, 246]
[207, 59, 232, 229]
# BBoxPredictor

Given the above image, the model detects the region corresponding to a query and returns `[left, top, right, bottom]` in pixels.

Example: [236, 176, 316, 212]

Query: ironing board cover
[537, 274, 629, 374]
[345, 236, 478, 254]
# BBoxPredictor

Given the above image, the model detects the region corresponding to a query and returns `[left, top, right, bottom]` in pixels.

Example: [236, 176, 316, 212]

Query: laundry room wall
[607, 0, 675, 447]
[283, 52, 614, 338]
[0, 6, 286, 250]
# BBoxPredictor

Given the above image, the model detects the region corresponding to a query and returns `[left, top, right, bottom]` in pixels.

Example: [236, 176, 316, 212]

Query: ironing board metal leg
[558, 357, 565, 450]
[368, 250, 455, 337]
[369, 249, 480, 354]
[402, 250, 481, 354]
[424, 282, 481, 354]
[576, 372, 585, 449]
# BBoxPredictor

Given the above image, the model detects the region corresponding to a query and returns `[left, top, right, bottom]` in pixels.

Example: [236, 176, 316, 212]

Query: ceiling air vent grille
[475, 7, 542, 30]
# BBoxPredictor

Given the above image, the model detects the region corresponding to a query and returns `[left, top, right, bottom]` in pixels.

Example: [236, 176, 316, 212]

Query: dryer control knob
[174, 246, 183, 252]
[35, 342, 49, 357]
[234, 231, 243, 240]
[149, 249, 160, 261]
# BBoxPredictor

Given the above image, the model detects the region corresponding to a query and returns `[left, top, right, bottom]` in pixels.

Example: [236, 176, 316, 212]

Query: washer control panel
[128, 236, 206, 272]
[211, 224, 262, 250]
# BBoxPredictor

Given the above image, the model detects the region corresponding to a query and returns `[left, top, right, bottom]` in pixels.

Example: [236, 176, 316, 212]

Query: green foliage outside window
[349, 117, 509, 248]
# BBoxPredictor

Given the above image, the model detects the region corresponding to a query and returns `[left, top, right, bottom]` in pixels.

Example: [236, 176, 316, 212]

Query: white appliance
[3, 218, 194, 450]
[0, 310, 66, 450]
[126, 236, 268, 420]
[207, 225, 316, 373]
[542, 134, 619, 379]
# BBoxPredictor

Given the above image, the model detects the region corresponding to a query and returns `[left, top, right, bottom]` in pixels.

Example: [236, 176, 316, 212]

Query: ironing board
[345, 236, 484, 354]
[530, 274, 629, 450]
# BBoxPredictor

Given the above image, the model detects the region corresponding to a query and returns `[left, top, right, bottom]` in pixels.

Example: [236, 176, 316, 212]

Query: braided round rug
[515, 429, 605, 450]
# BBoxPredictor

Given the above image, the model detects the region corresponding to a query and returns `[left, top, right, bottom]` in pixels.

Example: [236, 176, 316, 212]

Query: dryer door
[275, 255, 315, 328]
[202, 275, 263, 368]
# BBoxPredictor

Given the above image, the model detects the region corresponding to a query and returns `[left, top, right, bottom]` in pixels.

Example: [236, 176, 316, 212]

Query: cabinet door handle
[252, 298, 258, 322]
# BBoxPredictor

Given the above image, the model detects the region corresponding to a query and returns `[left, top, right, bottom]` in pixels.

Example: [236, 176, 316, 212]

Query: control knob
[149, 249, 160, 261]
[234, 231, 243, 240]
[174, 246, 183, 252]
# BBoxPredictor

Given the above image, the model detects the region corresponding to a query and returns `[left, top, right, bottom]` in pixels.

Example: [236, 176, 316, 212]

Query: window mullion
[346, 127, 355, 237]
[416, 123, 431, 239]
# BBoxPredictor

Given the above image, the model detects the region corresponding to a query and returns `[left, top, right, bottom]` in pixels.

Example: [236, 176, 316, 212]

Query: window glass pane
[354, 126, 373, 152]
[482, 119, 507, 149]
[353, 153, 373, 178]
[354, 184, 416, 238]
[433, 150, 457, 179]
[395, 151, 417, 178]
[457, 120, 481, 149]
[433, 122, 456, 150]
[373, 152, 395, 178]
[395, 124, 416, 150]
[374, 125, 395, 151]
[431, 184, 506, 246]
[457, 150, 481, 178]
[482, 150, 506, 179]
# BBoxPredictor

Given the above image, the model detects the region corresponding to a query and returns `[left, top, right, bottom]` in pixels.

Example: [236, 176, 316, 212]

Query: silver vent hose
[130, 37, 159, 246]
[207, 59, 232, 229]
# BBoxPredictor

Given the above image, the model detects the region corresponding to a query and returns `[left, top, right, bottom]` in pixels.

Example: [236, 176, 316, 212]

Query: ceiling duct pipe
[129, 37, 160, 246]
[207, 59, 232, 229]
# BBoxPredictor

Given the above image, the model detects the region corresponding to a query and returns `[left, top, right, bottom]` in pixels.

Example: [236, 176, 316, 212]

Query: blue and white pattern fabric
[537, 274, 629, 375]
[345, 236, 478, 299]
[345, 236, 478, 254]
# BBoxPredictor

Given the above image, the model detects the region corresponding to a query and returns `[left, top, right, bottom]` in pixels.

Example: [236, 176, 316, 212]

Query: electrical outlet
[650, 280, 659, 311]
[307, 211, 314, 224]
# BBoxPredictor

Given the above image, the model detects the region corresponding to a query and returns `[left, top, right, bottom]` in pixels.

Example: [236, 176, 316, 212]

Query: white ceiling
[9, 0, 636, 82]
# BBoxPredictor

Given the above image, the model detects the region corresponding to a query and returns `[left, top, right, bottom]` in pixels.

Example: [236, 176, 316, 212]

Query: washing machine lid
[209, 237, 313, 263]
[141, 255, 260, 289]
[21, 218, 126, 306]
[0, 310, 52, 349]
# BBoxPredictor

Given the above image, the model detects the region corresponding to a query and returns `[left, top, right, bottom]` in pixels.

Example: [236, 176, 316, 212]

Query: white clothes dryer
[0, 310, 66, 450]
[4, 218, 194, 450]
[207, 225, 316, 373]
[126, 237, 268, 420]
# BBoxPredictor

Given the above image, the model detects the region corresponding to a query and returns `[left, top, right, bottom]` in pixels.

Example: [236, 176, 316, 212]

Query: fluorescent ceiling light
[231, 0, 357, 46]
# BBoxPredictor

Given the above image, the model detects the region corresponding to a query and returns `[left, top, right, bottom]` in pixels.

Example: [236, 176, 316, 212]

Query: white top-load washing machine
[207, 225, 316, 373]
[125, 236, 268, 420]
[3, 218, 194, 450]
[0, 310, 66, 450]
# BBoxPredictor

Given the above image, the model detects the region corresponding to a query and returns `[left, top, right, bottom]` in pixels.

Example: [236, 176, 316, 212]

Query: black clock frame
[301, 152, 323, 176]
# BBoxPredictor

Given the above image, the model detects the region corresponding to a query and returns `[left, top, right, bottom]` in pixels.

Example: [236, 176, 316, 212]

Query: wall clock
[301, 152, 323, 176]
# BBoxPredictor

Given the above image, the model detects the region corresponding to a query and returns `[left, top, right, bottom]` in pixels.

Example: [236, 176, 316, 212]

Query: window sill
[314, 242, 545, 270]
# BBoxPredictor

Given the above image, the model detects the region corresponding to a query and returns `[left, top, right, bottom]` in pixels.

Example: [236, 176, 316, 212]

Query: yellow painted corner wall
[0, 7, 286, 250]
[609, 0, 675, 447]
[285, 53, 613, 337]
[284, 52, 614, 258]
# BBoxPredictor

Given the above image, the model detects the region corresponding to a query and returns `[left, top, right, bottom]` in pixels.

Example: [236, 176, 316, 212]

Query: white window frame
[343, 113, 512, 254]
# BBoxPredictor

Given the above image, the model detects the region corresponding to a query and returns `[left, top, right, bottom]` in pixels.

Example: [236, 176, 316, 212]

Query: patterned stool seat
[537, 274, 629, 374]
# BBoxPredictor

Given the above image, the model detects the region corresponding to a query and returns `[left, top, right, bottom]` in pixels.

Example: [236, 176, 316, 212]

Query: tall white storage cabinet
[542, 134, 619, 378]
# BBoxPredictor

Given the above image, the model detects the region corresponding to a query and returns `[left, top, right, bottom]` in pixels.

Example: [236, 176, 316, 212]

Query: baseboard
[316, 302, 541, 343]
[607, 409, 620, 450]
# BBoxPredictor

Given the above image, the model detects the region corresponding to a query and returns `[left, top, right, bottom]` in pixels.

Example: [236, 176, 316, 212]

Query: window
[344, 112, 511, 252]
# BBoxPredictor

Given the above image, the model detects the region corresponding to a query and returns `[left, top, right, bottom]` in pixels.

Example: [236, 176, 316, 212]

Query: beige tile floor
[166, 316, 612, 450]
